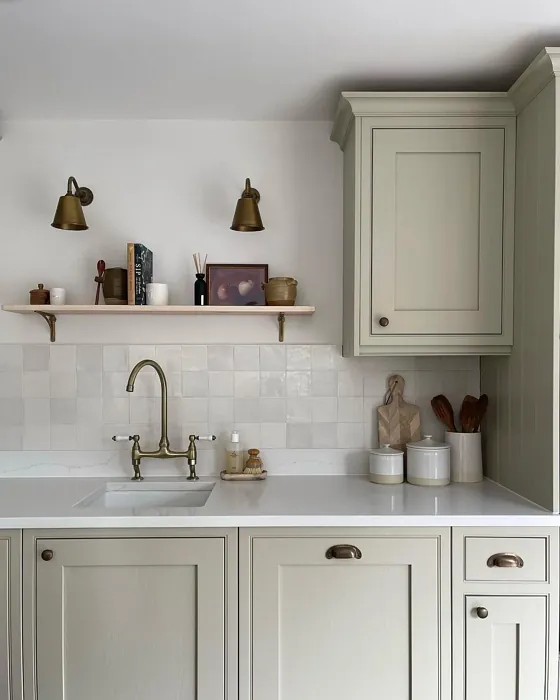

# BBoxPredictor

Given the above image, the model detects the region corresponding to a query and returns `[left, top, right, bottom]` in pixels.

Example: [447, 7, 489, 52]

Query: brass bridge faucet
[112, 359, 216, 481]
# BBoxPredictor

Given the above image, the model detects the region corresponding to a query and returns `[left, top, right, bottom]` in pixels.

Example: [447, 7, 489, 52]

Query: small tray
[220, 470, 267, 481]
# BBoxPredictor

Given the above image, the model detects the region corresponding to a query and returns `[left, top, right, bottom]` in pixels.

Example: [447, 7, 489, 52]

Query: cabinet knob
[487, 553, 524, 568]
[379, 317, 390, 328]
[41, 549, 53, 562]
[476, 607, 489, 619]
[325, 544, 362, 560]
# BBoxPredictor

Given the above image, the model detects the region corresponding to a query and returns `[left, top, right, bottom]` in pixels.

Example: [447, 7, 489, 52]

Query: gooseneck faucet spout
[114, 359, 216, 481]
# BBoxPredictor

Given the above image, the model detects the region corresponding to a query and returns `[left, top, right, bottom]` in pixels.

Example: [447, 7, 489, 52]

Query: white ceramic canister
[406, 435, 451, 486]
[369, 444, 404, 484]
[444, 431, 483, 483]
[146, 283, 169, 306]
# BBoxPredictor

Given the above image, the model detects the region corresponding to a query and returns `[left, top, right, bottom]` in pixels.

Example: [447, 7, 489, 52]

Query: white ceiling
[1, 0, 560, 120]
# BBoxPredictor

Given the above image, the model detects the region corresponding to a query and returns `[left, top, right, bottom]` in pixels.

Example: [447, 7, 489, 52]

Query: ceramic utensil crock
[369, 444, 404, 484]
[406, 435, 450, 486]
[445, 431, 483, 482]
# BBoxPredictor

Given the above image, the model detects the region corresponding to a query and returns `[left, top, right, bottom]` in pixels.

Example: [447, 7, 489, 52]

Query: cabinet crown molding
[331, 92, 515, 149]
[508, 47, 560, 113]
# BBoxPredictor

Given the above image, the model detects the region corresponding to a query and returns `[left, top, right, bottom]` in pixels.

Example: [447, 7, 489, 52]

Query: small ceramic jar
[369, 444, 404, 484]
[406, 435, 451, 486]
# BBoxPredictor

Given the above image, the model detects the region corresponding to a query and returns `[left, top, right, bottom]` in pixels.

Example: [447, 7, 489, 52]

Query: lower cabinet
[240, 528, 451, 700]
[1, 531, 21, 700]
[464, 595, 547, 698]
[24, 531, 237, 700]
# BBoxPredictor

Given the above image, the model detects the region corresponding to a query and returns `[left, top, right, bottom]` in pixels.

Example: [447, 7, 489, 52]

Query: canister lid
[370, 443, 404, 456]
[406, 435, 450, 451]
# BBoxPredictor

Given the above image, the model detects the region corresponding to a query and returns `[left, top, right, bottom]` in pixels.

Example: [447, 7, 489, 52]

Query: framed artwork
[206, 264, 269, 306]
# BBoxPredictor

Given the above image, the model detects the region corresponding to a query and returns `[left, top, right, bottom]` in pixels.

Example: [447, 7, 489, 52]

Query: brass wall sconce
[51, 176, 94, 231]
[231, 178, 264, 231]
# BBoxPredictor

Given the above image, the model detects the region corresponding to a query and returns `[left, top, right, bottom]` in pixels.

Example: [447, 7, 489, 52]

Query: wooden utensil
[473, 394, 489, 432]
[459, 395, 478, 433]
[431, 394, 456, 432]
[94, 260, 105, 305]
[378, 374, 422, 452]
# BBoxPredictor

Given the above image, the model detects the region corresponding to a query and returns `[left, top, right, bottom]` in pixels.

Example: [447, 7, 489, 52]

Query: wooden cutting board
[377, 374, 421, 452]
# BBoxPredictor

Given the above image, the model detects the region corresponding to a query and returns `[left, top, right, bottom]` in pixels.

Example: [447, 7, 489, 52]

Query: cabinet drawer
[464, 536, 547, 582]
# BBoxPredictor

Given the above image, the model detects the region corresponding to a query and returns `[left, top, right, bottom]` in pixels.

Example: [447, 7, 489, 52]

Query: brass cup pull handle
[41, 550, 54, 562]
[325, 545, 362, 560]
[476, 607, 489, 619]
[487, 553, 524, 569]
[379, 317, 390, 327]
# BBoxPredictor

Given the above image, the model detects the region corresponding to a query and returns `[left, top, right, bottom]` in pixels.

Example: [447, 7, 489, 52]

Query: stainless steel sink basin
[76, 481, 215, 510]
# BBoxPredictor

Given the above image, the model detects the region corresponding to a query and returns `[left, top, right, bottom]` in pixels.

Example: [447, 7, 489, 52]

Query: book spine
[135, 245, 143, 305]
[127, 243, 135, 305]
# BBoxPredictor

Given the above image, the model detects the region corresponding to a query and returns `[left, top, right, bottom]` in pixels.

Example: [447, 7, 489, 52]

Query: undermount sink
[76, 481, 215, 510]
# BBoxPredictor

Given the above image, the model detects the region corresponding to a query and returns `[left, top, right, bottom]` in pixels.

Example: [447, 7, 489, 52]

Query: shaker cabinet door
[249, 535, 448, 700]
[365, 127, 505, 338]
[32, 537, 226, 700]
[0, 533, 21, 700]
[465, 595, 548, 700]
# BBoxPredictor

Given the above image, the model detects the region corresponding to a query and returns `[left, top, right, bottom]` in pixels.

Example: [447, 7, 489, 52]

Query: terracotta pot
[262, 277, 297, 306]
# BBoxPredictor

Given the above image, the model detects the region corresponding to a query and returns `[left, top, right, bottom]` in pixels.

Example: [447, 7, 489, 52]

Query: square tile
[182, 398, 209, 423]
[260, 371, 286, 398]
[209, 371, 234, 397]
[49, 345, 76, 372]
[0, 399, 23, 426]
[102, 397, 130, 424]
[209, 398, 234, 424]
[103, 371, 130, 398]
[259, 346, 286, 371]
[23, 425, 50, 450]
[311, 371, 337, 397]
[76, 424, 104, 450]
[77, 398, 103, 424]
[260, 423, 287, 448]
[77, 345, 102, 371]
[287, 345, 311, 370]
[338, 397, 364, 423]
[0, 427, 23, 450]
[24, 398, 50, 425]
[168, 372, 183, 398]
[234, 371, 259, 398]
[287, 398, 312, 423]
[337, 423, 364, 449]
[155, 345, 182, 373]
[77, 372, 102, 398]
[50, 425, 77, 450]
[311, 345, 342, 370]
[130, 397, 159, 424]
[0, 346, 22, 370]
[311, 397, 337, 423]
[259, 398, 286, 423]
[23, 345, 49, 371]
[233, 423, 261, 448]
[363, 419, 378, 449]
[286, 371, 311, 397]
[234, 398, 261, 423]
[208, 346, 234, 370]
[182, 346, 207, 371]
[50, 372, 77, 399]
[338, 369, 364, 397]
[287, 423, 312, 448]
[131, 372, 158, 397]
[129, 345, 156, 368]
[23, 372, 50, 398]
[182, 371, 209, 397]
[363, 397, 382, 425]
[234, 346, 259, 370]
[312, 423, 338, 448]
[0, 371, 22, 398]
[415, 371, 444, 400]
[103, 346, 129, 372]
[50, 398, 77, 425]
[364, 371, 389, 398]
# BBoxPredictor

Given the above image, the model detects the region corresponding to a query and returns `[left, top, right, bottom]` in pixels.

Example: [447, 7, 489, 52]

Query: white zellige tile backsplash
[0, 345, 479, 452]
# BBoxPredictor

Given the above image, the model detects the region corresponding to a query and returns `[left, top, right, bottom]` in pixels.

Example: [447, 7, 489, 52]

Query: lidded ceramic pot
[369, 444, 404, 484]
[406, 435, 450, 486]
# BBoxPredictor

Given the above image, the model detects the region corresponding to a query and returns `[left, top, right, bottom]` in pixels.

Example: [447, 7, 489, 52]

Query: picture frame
[206, 264, 269, 306]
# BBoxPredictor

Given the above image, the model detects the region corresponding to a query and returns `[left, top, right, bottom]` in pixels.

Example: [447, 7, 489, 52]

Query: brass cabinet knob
[325, 544, 362, 560]
[41, 549, 54, 562]
[476, 607, 489, 619]
[487, 553, 524, 568]
[379, 317, 390, 327]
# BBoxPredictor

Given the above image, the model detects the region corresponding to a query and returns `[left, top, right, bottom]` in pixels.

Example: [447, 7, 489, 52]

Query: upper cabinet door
[33, 537, 226, 700]
[366, 127, 505, 337]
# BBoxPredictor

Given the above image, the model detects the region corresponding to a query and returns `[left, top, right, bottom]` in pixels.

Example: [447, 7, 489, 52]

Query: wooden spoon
[459, 395, 478, 433]
[94, 260, 105, 305]
[431, 394, 456, 432]
[473, 394, 489, 432]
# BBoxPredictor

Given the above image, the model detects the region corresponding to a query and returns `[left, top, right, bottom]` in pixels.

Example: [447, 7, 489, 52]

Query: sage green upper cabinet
[332, 93, 516, 356]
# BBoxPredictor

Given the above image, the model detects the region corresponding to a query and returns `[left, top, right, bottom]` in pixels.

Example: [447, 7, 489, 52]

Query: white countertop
[0, 475, 555, 528]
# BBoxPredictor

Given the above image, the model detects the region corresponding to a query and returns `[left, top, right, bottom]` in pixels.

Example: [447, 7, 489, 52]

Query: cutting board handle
[384, 374, 405, 404]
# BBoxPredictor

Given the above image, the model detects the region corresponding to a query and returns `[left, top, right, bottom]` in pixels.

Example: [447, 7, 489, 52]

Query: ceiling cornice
[508, 47, 560, 113]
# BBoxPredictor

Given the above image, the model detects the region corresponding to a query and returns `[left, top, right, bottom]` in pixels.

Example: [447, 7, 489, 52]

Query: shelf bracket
[35, 311, 57, 342]
[277, 312, 285, 343]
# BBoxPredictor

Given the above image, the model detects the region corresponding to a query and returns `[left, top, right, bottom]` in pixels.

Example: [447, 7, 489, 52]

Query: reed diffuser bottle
[192, 252, 207, 306]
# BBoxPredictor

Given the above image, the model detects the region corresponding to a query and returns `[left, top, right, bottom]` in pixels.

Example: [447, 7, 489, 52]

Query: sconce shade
[231, 178, 264, 232]
[51, 176, 94, 231]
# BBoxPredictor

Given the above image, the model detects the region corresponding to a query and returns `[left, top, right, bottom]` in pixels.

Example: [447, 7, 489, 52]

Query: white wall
[0, 120, 341, 344]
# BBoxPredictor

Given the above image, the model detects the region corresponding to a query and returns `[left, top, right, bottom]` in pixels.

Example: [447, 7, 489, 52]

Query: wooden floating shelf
[1, 305, 316, 343]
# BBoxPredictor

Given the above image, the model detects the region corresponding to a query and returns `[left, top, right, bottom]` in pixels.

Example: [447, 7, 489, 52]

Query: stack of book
[127, 243, 153, 305]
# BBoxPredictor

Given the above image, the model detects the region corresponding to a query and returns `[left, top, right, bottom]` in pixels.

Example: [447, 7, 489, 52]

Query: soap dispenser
[226, 430, 243, 474]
